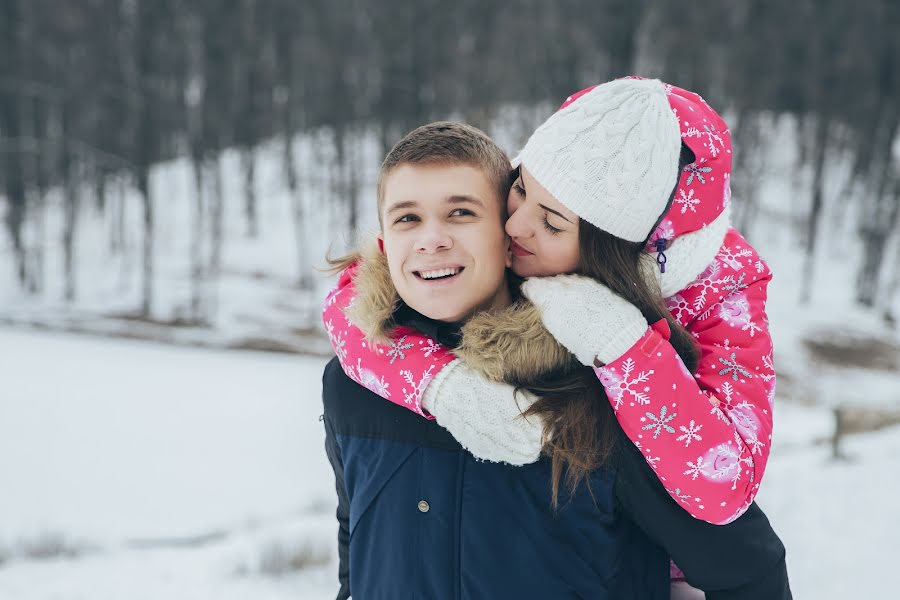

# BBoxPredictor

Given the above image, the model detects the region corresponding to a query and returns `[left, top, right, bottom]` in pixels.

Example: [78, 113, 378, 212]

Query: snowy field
[0, 326, 897, 599]
[0, 328, 338, 599]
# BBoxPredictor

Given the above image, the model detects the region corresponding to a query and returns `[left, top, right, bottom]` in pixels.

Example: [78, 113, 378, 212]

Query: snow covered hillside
[2, 115, 893, 359]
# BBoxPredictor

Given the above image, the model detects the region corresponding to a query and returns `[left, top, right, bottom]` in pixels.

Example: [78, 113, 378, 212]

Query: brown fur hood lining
[344, 241, 577, 384]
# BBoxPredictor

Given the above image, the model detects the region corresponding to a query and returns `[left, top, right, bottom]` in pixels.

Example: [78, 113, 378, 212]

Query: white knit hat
[515, 78, 681, 242]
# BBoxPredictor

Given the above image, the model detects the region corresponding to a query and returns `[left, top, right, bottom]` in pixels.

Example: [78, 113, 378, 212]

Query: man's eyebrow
[539, 203, 574, 223]
[447, 195, 485, 208]
[384, 200, 418, 216]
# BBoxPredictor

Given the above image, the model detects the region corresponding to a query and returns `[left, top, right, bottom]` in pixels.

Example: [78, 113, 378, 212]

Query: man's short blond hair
[377, 121, 512, 225]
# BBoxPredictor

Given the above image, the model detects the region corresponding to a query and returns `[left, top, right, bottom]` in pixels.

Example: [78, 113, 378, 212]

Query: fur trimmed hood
[344, 241, 577, 385]
[342, 241, 403, 345]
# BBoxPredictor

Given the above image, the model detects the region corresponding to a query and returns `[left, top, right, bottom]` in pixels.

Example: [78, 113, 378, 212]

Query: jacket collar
[393, 303, 463, 349]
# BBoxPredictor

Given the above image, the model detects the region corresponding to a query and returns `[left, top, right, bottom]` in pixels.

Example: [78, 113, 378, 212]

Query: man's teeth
[420, 268, 459, 280]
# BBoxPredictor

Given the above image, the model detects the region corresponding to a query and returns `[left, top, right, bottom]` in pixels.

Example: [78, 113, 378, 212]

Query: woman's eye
[395, 214, 418, 224]
[542, 215, 563, 235]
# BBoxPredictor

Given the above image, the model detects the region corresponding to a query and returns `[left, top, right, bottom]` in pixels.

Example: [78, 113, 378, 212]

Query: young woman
[323, 77, 776, 532]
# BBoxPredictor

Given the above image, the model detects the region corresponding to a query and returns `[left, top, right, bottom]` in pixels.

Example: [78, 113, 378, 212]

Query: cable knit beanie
[515, 78, 682, 243]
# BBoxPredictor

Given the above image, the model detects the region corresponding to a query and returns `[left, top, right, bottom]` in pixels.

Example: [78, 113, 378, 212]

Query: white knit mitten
[521, 274, 649, 366]
[422, 360, 544, 465]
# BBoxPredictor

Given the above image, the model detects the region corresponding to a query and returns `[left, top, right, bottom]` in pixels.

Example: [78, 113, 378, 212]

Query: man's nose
[415, 222, 453, 253]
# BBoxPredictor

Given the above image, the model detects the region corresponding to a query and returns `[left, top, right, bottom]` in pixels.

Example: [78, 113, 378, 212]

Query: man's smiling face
[380, 163, 512, 323]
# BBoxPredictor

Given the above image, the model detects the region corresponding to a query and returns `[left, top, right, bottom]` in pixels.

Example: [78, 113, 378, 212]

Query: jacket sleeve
[322, 264, 456, 419]
[596, 270, 775, 524]
[322, 363, 351, 600]
[323, 266, 545, 465]
[615, 438, 791, 599]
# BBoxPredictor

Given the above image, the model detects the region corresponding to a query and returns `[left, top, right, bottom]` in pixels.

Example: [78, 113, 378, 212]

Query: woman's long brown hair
[523, 144, 700, 508]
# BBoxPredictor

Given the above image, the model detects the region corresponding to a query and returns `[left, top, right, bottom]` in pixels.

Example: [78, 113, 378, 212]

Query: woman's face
[505, 166, 581, 277]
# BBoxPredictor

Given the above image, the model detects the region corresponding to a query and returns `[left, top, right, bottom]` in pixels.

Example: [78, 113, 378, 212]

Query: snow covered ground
[0, 328, 337, 599]
[0, 326, 896, 599]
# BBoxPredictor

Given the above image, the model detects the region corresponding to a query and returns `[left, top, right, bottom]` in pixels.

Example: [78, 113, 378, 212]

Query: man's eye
[512, 181, 526, 196]
[450, 208, 475, 217]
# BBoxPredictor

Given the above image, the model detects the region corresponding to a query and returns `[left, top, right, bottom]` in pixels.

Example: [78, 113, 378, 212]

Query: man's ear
[504, 235, 513, 269]
[377, 234, 385, 254]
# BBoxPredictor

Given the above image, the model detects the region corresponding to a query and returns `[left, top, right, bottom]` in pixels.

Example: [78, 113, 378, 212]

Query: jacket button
[417, 500, 430, 513]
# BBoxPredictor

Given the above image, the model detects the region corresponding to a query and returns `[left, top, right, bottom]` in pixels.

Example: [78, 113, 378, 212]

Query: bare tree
[0, 0, 28, 287]
[855, 111, 900, 307]
[881, 178, 900, 327]
[60, 135, 79, 301]
[183, 9, 209, 325]
[799, 117, 831, 305]
[730, 111, 768, 238]
[207, 156, 224, 319]
[121, 0, 155, 316]
[234, 0, 260, 239]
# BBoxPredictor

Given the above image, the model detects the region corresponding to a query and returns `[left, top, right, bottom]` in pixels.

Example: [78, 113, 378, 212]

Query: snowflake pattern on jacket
[594, 228, 775, 524]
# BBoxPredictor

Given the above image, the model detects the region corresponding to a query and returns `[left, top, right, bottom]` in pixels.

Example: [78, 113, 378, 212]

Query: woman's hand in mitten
[521, 274, 648, 366]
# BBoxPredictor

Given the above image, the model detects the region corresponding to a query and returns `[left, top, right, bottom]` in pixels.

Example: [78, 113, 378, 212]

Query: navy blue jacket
[323, 356, 670, 600]
[322, 313, 791, 600]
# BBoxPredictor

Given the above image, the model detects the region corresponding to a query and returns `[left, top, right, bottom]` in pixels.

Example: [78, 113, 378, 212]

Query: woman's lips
[511, 241, 534, 257]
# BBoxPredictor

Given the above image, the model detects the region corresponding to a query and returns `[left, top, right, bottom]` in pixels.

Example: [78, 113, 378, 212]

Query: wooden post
[831, 406, 846, 460]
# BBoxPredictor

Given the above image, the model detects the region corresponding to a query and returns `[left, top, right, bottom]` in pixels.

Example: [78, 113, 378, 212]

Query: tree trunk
[62, 163, 79, 302]
[242, 146, 258, 238]
[800, 117, 830, 304]
[190, 156, 207, 324]
[284, 132, 312, 290]
[0, 0, 27, 289]
[335, 128, 360, 249]
[109, 175, 125, 254]
[32, 98, 64, 296]
[207, 156, 224, 321]
[137, 166, 154, 316]
[94, 169, 107, 213]
[731, 109, 765, 238]
[856, 180, 899, 308]
[29, 185, 46, 295]
[856, 229, 889, 307]
[0, 98, 27, 289]
[18, 86, 39, 293]
[854, 104, 899, 309]
[115, 177, 130, 295]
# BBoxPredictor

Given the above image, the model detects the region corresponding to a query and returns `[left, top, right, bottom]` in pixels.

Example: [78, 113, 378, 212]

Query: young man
[322, 122, 790, 600]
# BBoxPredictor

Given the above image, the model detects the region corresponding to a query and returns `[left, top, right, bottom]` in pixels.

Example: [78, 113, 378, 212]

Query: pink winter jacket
[322, 82, 776, 525]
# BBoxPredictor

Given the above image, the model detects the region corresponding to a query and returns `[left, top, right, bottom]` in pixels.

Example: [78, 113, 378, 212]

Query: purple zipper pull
[654, 238, 668, 273]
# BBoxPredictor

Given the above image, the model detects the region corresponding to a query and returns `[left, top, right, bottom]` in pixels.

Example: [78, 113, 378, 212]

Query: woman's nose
[505, 201, 530, 238]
